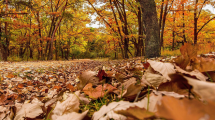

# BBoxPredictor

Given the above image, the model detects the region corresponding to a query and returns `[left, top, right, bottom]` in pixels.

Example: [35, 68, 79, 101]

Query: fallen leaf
[144, 70, 168, 87]
[142, 62, 150, 69]
[114, 77, 137, 96]
[14, 103, 43, 120]
[158, 74, 191, 95]
[97, 70, 107, 81]
[175, 65, 207, 81]
[53, 110, 88, 120]
[92, 93, 162, 120]
[115, 106, 154, 120]
[147, 60, 176, 80]
[180, 43, 198, 61]
[66, 84, 75, 92]
[191, 57, 215, 72]
[115, 73, 128, 83]
[6, 73, 15, 78]
[183, 76, 215, 101]
[118, 84, 143, 100]
[92, 101, 134, 120]
[174, 43, 198, 69]
[156, 96, 215, 120]
[77, 71, 100, 90]
[152, 90, 185, 98]
[51, 91, 80, 119]
[83, 83, 116, 99]
[0, 106, 10, 120]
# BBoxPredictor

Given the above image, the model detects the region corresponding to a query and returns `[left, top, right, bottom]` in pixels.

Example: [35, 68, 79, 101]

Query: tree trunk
[182, 2, 187, 43]
[194, 0, 198, 44]
[141, 0, 160, 58]
[160, 0, 169, 47]
[37, 11, 44, 60]
[172, 11, 175, 50]
[136, 6, 144, 57]
[0, 0, 9, 61]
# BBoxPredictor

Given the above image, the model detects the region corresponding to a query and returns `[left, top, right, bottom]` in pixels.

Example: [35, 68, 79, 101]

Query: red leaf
[97, 70, 107, 81]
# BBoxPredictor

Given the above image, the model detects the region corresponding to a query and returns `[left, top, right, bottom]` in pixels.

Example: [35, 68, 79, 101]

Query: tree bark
[194, 0, 198, 44]
[160, 0, 169, 47]
[172, 11, 175, 50]
[141, 0, 160, 58]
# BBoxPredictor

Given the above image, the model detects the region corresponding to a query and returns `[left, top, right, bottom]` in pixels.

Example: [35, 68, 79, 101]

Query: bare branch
[197, 16, 215, 34]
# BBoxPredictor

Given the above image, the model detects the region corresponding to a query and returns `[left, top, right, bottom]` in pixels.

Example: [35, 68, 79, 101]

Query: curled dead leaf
[147, 60, 176, 80]
[77, 71, 100, 90]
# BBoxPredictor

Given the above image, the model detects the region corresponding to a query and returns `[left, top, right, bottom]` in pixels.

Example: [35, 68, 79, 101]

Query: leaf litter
[0, 44, 215, 120]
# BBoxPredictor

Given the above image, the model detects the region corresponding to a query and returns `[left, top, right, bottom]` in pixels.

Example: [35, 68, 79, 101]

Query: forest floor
[0, 44, 215, 120]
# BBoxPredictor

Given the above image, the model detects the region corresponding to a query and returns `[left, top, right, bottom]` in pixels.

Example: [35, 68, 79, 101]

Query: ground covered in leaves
[1, 43, 215, 120]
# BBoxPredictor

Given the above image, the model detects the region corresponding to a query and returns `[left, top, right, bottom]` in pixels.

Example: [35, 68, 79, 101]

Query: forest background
[0, 0, 215, 61]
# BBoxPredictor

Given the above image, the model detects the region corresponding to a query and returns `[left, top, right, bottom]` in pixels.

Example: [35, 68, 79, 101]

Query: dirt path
[0, 59, 93, 70]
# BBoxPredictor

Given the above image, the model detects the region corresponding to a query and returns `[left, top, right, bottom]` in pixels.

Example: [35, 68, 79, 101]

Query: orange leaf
[66, 84, 75, 92]
[18, 84, 24, 88]
[156, 96, 215, 120]
[83, 83, 116, 99]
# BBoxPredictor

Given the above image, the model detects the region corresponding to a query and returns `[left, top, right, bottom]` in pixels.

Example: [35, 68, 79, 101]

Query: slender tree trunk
[194, 0, 198, 44]
[37, 11, 43, 60]
[0, 18, 4, 60]
[160, 0, 169, 48]
[55, 39, 58, 60]
[122, 0, 129, 58]
[182, 2, 187, 43]
[136, 6, 144, 57]
[172, 11, 175, 50]
[159, 0, 164, 30]
[141, 0, 160, 58]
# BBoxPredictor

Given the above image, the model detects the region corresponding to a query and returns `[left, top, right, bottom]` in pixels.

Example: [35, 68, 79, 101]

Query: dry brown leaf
[115, 106, 154, 120]
[77, 71, 100, 90]
[92, 101, 135, 120]
[175, 65, 207, 81]
[147, 60, 176, 80]
[114, 77, 137, 96]
[156, 96, 215, 120]
[51, 91, 80, 119]
[152, 90, 185, 98]
[144, 70, 168, 87]
[191, 57, 215, 72]
[79, 93, 91, 104]
[180, 43, 198, 60]
[66, 84, 75, 92]
[83, 83, 116, 99]
[0, 106, 10, 120]
[183, 76, 215, 101]
[6, 73, 15, 78]
[92, 93, 162, 120]
[174, 43, 198, 69]
[115, 73, 127, 82]
[53, 110, 88, 120]
[14, 103, 43, 120]
[158, 74, 191, 95]
[141, 75, 151, 86]
[118, 84, 143, 100]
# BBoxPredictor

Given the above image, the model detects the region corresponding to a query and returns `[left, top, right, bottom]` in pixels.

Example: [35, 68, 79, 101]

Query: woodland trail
[0, 59, 93, 70]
